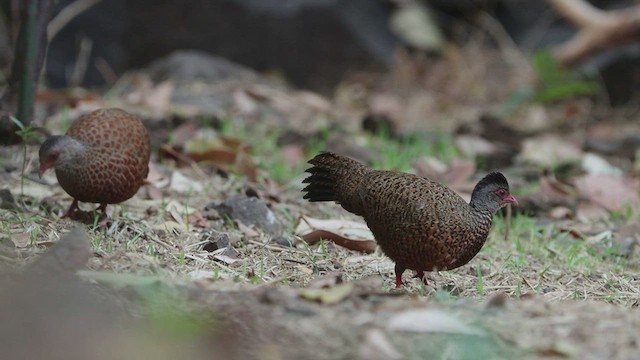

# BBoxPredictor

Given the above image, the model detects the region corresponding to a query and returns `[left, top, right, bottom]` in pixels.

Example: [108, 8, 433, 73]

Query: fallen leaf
[237, 221, 260, 238]
[575, 201, 609, 222]
[169, 171, 204, 193]
[390, 1, 443, 50]
[549, 206, 572, 219]
[455, 134, 497, 158]
[296, 264, 314, 275]
[443, 158, 476, 190]
[582, 153, 623, 176]
[518, 134, 582, 168]
[11, 233, 31, 248]
[536, 341, 579, 357]
[295, 216, 377, 253]
[152, 221, 186, 234]
[574, 174, 639, 211]
[413, 156, 475, 194]
[128, 79, 174, 113]
[413, 156, 447, 180]
[188, 211, 210, 228]
[212, 253, 239, 265]
[169, 122, 199, 147]
[298, 283, 354, 304]
[232, 89, 258, 115]
[387, 309, 486, 336]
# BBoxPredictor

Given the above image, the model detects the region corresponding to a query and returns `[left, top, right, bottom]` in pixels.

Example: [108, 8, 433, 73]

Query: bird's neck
[468, 202, 495, 237]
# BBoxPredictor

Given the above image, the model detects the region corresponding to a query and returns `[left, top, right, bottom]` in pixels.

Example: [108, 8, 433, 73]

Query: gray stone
[207, 195, 284, 237]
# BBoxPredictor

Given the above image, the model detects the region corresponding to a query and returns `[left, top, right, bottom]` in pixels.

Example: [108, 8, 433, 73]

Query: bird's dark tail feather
[302, 152, 370, 215]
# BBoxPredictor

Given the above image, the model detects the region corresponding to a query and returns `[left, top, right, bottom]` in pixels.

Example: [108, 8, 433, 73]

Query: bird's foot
[95, 204, 110, 229]
[62, 199, 80, 218]
[394, 264, 406, 288]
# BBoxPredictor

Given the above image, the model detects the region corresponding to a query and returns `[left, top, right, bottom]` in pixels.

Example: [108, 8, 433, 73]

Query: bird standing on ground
[39, 108, 150, 218]
[302, 152, 518, 288]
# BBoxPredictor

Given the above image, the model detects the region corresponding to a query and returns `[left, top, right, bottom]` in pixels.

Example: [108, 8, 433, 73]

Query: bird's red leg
[97, 203, 109, 228]
[394, 263, 406, 288]
[62, 199, 79, 218]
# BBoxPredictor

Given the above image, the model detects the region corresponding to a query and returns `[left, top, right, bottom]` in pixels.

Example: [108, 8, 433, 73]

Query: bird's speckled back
[56, 108, 150, 204]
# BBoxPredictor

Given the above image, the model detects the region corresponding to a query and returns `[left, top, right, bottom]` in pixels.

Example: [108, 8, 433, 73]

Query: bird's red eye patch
[496, 189, 507, 197]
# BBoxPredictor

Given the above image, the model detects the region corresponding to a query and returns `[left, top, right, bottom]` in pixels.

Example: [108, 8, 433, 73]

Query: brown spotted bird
[302, 152, 518, 288]
[39, 108, 150, 217]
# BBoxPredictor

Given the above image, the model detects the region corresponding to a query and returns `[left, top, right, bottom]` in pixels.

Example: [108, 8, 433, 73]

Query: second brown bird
[39, 108, 150, 217]
[302, 152, 517, 288]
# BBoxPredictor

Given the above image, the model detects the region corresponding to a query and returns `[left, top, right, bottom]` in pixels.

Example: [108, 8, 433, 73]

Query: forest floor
[1, 46, 640, 360]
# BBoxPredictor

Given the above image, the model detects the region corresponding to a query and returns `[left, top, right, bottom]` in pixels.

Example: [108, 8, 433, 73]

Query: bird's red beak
[38, 163, 51, 178]
[504, 194, 518, 206]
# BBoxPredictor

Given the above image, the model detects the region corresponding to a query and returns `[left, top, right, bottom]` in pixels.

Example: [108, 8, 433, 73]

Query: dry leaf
[582, 153, 623, 176]
[145, 162, 169, 188]
[170, 122, 199, 147]
[298, 283, 354, 304]
[518, 134, 582, 167]
[188, 211, 210, 228]
[11, 233, 31, 248]
[536, 341, 579, 357]
[152, 221, 186, 234]
[549, 206, 572, 219]
[237, 221, 260, 238]
[169, 171, 204, 193]
[212, 253, 239, 265]
[575, 201, 609, 222]
[232, 89, 258, 115]
[413, 156, 475, 194]
[455, 134, 497, 157]
[295, 216, 376, 253]
[574, 174, 639, 211]
[443, 158, 476, 190]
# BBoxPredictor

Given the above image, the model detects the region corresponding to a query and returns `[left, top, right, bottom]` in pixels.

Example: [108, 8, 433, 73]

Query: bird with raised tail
[302, 152, 518, 288]
[38, 108, 150, 218]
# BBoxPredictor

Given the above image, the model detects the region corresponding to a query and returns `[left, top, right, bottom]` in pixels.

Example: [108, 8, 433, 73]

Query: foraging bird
[38, 108, 150, 218]
[302, 152, 518, 288]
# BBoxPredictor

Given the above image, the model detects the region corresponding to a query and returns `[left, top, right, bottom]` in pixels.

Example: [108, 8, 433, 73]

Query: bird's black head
[470, 172, 518, 213]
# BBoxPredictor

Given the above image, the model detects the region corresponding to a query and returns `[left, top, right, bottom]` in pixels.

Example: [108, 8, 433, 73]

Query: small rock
[202, 230, 231, 252]
[0, 188, 17, 210]
[206, 195, 283, 236]
[271, 234, 295, 247]
[486, 292, 509, 308]
[26, 227, 91, 275]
